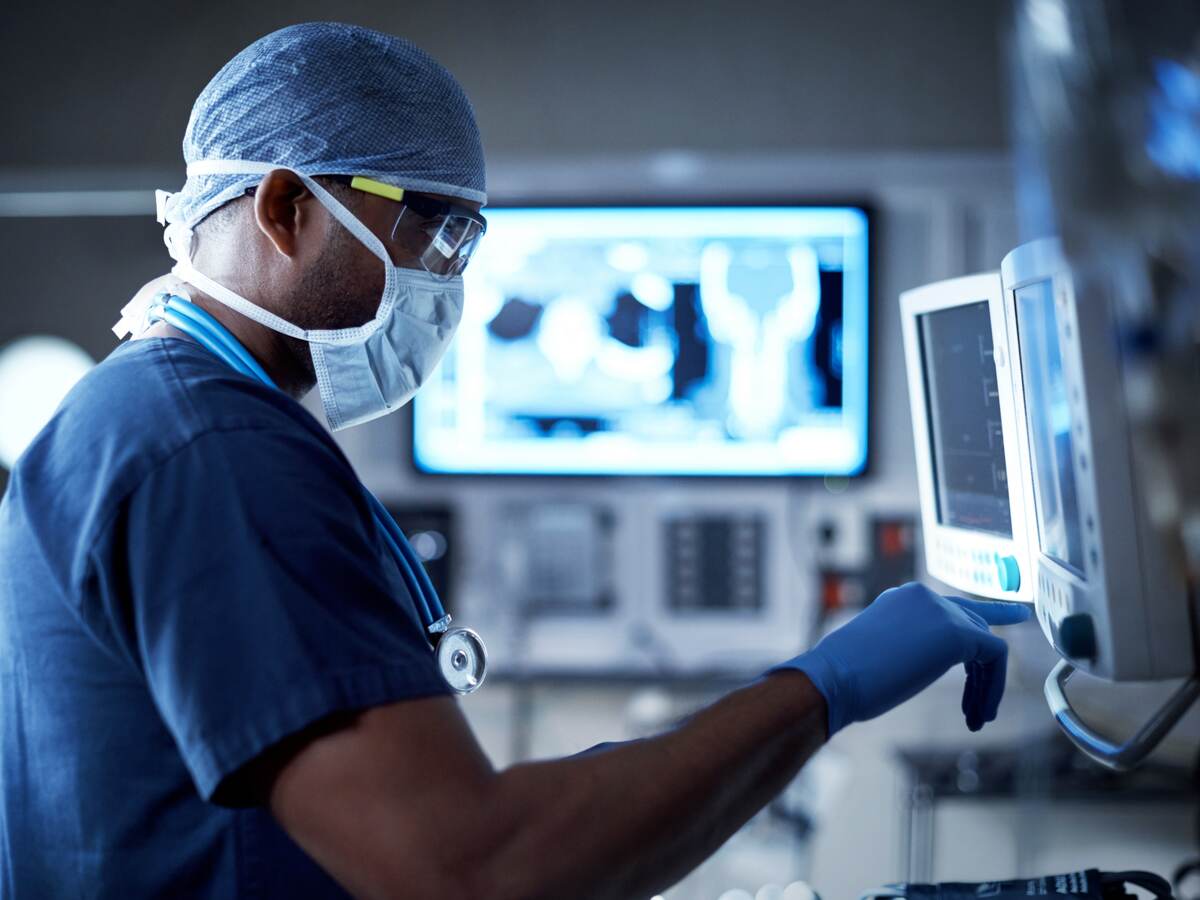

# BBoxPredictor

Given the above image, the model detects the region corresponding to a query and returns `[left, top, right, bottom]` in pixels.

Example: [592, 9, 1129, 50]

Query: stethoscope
[145, 292, 488, 694]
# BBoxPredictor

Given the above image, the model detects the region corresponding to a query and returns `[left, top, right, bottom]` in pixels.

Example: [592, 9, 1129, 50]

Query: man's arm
[268, 584, 1030, 900]
[269, 672, 824, 900]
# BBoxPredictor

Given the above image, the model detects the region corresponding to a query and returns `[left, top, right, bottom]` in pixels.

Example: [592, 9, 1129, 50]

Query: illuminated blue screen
[1015, 279, 1085, 573]
[412, 206, 869, 476]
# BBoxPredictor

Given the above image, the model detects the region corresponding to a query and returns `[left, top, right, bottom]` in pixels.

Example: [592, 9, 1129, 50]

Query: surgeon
[0, 23, 1030, 900]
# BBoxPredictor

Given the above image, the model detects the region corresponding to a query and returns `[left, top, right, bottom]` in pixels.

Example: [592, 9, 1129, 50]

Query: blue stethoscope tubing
[147, 293, 485, 693]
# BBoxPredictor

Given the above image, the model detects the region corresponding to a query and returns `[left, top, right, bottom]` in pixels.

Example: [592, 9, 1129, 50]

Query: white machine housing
[900, 273, 1035, 603]
[1000, 239, 1195, 681]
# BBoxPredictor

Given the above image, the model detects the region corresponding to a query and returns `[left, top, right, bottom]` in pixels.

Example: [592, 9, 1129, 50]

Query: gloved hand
[769, 582, 1031, 736]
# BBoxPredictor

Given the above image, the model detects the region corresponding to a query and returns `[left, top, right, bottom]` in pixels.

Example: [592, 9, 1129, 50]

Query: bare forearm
[465, 671, 826, 900]
[271, 584, 1026, 900]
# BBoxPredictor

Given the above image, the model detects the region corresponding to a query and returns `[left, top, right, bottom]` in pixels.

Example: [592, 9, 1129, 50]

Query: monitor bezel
[406, 197, 875, 481]
[899, 272, 1035, 603]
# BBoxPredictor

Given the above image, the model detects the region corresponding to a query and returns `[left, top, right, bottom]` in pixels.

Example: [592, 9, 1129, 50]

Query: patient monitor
[904, 243, 1198, 769]
[1001, 239, 1197, 769]
[1001, 239, 1194, 683]
[900, 273, 1034, 604]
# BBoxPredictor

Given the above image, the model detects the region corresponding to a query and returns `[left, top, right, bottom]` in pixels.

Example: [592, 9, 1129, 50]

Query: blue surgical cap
[164, 22, 486, 230]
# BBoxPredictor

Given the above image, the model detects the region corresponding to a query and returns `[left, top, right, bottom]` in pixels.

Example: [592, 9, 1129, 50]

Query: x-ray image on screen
[917, 302, 1013, 536]
[412, 206, 869, 476]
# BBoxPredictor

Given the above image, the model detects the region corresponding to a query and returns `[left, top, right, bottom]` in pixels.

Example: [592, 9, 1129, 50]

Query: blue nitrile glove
[769, 582, 1031, 736]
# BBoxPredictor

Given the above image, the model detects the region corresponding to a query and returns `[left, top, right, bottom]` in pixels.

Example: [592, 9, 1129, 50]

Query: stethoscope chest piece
[435, 626, 488, 694]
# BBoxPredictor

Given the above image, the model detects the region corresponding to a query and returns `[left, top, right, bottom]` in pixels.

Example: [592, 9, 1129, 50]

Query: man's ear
[253, 169, 316, 258]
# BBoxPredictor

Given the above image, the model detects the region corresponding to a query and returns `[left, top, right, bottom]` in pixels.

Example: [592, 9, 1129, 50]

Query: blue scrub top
[0, 337, 451, 898]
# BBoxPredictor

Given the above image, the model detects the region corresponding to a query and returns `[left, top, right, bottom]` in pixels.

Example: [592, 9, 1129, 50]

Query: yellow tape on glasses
[349, 176, 406, 203]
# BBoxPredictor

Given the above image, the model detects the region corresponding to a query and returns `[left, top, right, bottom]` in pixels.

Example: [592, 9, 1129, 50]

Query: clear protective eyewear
[341, 175, 487, 277]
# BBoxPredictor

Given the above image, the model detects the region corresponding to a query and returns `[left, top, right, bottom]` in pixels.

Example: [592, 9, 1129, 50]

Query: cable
[1172, 740, 1200, 900]
[365, 491, 447, 621]
[1103, 870, 1174, 899]
[1175, 859, 1199, 900]
[366, 495, 436, 627]
[154, 308, 249, 375]
[165, 298, 276, 387]
[150, 296, 260, 376]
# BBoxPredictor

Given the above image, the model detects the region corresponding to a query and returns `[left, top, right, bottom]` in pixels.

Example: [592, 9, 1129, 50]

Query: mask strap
[298, 174, 392, 268]
[170, 254, 309, 341]
[177, 161, 397, 335]
[185, 160, 394, 270]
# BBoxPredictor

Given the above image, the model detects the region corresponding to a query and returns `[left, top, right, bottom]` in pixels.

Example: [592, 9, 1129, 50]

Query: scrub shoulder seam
[155, 338, 205, 429]
[86, 422, 336, 561]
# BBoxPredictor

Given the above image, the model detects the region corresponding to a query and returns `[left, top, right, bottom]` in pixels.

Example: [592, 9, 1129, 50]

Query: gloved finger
[962, 660, 985, 731]
[953, 603, 991, 633]
[961, 630, 1009, 731]
[947, 596, 1032, 627]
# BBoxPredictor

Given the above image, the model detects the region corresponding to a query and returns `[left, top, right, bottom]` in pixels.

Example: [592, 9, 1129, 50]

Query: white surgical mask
[121, 161, 464, 432]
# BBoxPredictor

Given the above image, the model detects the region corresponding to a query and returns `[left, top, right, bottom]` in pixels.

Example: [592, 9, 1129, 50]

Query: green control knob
[994, 554, 1021, 592]
[1058, 613, 1097, 661]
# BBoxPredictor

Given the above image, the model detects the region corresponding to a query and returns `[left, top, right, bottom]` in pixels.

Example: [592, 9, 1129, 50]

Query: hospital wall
[1, 3, 1195, 898]
[0, 1, 1011, 170]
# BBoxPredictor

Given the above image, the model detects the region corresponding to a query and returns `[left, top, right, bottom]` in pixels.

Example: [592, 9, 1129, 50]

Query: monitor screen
[917, 301, 1013, 536]
[1014, 279, 1086, 573]
[412, 206, 869, 476]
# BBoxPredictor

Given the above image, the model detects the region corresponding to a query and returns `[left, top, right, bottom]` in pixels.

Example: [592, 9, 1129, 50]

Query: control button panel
[930, 537, 1024, 598]
[665, 514, 765, 612]
[995, 554, 1021, 593]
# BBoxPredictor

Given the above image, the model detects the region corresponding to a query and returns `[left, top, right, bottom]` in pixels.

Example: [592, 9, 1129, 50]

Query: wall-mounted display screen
[412, 206, 869, 476]
[917, 301, 1013, 536]
[1015, 279, 1086, 574]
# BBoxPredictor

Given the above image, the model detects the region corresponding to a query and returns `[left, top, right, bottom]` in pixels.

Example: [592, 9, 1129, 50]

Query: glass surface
[412, 206, 869, 476]
[1015, 279, 1086, 573]
[917, 301, 1013, 536]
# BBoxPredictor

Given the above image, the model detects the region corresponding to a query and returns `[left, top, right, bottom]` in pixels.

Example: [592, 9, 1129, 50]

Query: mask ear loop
[171, 161, 398, 341]
[181, 159, 393, 266]
[287, 172, 403, 326]
[299, 174, 394, 269]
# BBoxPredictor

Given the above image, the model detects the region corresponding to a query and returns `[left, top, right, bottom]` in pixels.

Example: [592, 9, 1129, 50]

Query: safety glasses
[339, 175, 487, 277]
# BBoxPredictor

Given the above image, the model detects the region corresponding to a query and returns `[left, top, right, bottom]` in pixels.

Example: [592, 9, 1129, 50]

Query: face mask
[150, 162, 464, 431]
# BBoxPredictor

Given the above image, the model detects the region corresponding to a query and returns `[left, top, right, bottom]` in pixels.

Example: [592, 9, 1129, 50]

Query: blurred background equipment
[0, 336, 93, 470]
[384, 504, 457, 613]
[896, 731, 1198, 886]
[664, 512, 766, 613]
[1012, 0, 1200, 588]
[500, 501, 617, 617]
[861, 868, 1175, 899]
